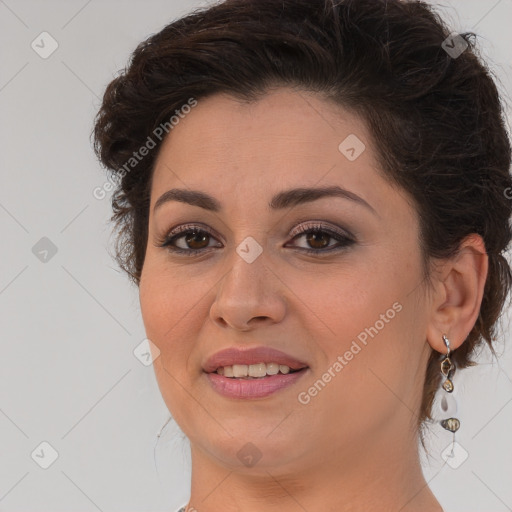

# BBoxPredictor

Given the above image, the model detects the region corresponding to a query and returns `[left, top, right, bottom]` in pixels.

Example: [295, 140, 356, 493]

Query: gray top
[176, 506, 187, 512]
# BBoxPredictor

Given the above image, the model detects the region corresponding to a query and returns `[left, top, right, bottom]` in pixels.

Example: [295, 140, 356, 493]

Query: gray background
[0, 0, 511, 511]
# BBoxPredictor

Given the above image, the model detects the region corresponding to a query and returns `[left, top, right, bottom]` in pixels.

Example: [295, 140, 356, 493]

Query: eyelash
[157, 222, 355, 257]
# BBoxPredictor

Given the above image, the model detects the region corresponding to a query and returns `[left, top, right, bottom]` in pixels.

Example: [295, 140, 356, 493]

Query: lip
[205, 368, 309, 399]
[202, 346, 309, 374]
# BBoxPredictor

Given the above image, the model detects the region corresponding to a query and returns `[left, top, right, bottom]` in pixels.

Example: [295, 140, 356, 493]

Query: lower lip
[205, 369, 309, 399]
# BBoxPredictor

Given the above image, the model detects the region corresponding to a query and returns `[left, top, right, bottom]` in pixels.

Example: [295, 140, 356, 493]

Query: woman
[92, 0, 512, 510]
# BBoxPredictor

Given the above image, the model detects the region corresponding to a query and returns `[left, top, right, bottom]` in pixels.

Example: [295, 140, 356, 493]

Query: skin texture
[139, 88, 488, 512]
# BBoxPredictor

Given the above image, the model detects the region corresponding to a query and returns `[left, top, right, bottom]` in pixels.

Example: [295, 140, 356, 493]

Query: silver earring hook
[442, 334, 451, 356]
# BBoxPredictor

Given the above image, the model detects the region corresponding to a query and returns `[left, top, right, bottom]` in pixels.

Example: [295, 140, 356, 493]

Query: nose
[209, 248, 287, 331]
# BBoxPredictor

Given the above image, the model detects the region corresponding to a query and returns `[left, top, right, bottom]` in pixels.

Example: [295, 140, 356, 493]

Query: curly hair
[92, 0, 512, 448]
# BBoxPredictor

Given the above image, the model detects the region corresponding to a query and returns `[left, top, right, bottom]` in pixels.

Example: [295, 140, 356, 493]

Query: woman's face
[139, 88, 433, 474]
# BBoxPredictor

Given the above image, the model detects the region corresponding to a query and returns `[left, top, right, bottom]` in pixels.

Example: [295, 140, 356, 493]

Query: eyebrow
[153, 185, 378, 216]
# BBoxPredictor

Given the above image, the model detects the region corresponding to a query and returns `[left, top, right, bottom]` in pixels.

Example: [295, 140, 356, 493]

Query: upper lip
[202, 346, 309, 373]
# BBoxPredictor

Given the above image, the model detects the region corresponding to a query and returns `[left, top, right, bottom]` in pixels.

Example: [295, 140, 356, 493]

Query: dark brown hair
[92, 0, 512, 447]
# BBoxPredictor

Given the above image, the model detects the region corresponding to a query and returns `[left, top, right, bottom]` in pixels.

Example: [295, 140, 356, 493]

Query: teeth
[232, 364, 248, 378]
[279, 364, 290, 374]
[249, 362, 266, 378]
[214, 362, 298, 378]
[266, 362, 279, 375]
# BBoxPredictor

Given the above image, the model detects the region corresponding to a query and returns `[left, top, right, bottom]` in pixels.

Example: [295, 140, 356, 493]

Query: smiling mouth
[205, 363, 309, 399]
[210, 362, 308, 379]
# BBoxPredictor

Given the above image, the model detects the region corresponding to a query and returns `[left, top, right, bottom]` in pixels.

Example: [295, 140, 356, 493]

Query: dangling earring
[439, 334, 460, 436]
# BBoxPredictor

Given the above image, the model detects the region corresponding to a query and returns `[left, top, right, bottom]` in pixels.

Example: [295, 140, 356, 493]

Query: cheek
[309, 246, 420, 367]
[139, 258, 204, 338]
[139, 256, 222, 390]
[306, 252, 403, 341]
[138, 263, 204, 424]
[330, 259, 424, 413]
[139, 261, 197, 379]
[139, 270, 172, 344]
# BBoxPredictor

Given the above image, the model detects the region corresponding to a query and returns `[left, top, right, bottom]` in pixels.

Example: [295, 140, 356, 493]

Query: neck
[184, 423, 443, 512]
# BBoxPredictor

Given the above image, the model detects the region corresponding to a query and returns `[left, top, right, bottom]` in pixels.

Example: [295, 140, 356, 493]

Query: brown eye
[182, 230, 211, 250]
[304, 231, 331, 250]
[287, 223, 355, 255]
[160, 225, 221, 256]
[159, 222, 355, 257]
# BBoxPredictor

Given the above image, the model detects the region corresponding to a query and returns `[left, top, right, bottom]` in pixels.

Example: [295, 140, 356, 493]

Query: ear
[426, 234, 488, 353]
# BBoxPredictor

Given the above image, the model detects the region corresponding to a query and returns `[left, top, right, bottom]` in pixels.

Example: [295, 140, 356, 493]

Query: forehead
[153, 90, 375, 176]
[157, 89, 368, 151]
[149, 88, 402, 222]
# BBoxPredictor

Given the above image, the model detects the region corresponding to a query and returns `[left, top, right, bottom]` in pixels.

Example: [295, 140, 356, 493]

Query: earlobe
[426, 234, 488, 353]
